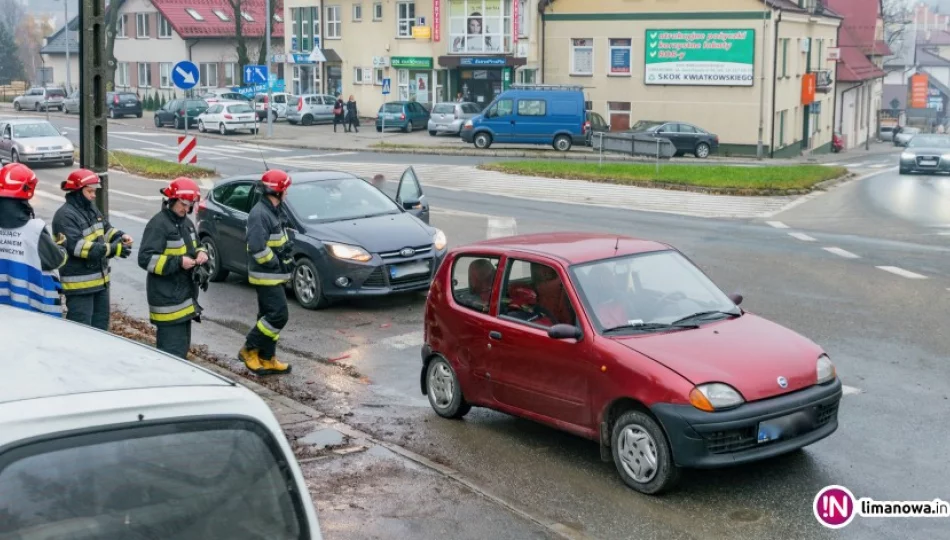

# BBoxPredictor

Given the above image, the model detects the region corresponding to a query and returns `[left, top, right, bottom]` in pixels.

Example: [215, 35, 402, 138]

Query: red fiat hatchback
[420, 233, 842, 494]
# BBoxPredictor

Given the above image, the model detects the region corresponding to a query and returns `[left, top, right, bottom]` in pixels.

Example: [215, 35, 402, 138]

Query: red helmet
[61, 168, 101, 192]
[261, 169, 292, 195]
[0, 163, 38, 200]
[160, 177, 201, 202]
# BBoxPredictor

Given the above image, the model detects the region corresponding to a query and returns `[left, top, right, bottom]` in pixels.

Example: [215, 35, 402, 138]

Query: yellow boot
[260, 355, 291, 375]
[239, 347, 268, 375]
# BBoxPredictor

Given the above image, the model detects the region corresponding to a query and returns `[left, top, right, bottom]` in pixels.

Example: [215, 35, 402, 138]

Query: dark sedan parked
[196, 168, 446, 309]
[628, 120, 719, 158]
[154, 99, 209, 129]
[106, 91, 143, 118]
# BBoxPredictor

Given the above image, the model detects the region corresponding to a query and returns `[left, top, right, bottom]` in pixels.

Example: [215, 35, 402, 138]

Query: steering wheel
[524, 304, 558, 324]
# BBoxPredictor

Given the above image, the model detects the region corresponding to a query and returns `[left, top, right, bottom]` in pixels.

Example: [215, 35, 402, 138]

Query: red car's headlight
[689, 383, 744, 412]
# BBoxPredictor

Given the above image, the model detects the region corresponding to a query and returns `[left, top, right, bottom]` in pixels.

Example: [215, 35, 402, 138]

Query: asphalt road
[26, 154, 950, 540]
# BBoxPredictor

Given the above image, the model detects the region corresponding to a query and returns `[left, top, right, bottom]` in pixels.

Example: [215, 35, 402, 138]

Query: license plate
[43, 153, 60, 158]
[920, 159, 937, 166]
[757, 411, 813, 443]
[390, 261, 429, 279]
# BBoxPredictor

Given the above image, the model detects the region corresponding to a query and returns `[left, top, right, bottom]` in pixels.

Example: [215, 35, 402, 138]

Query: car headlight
[326, 242, 372, 262]
[901, 152, 914, 160]
[433, 228, 447, 251]
[22, 146, 35, 153]
[816, 354, 836, 384]
[689, 383, 745, 412]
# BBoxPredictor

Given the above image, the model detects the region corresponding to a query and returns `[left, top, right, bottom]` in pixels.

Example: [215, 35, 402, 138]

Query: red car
[420, 233, 842, 494]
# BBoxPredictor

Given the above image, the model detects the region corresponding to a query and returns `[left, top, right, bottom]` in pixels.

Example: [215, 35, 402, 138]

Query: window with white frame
[607, 38, 632, 76]
[373, 2, 383, 20]
[397, 2, 415, 38]
[224, 63, 240, 87]
[199, 63, 219, 89]
[326, 6, 341, 38]
[115, 14, 127, 38]
[353, 3, 362, 21]
[449, 0, 511, 54]
[136, 13, 150, 38]
[397, 69, 410, 100]
[213, 9, 230, 21]
[354, 67, 370, 84]
[116, 62, 129, 87]
[570, 38, 593, 75]
[374, 68, 384, 85]
[158, 14, 173, 38]
[137, 62, 151, 87]
[159, 62, 172, 88]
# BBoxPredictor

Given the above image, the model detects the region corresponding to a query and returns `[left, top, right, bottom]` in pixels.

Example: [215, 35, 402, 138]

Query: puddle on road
[299, 428, 346, 448]
[728, 509, 764, 523]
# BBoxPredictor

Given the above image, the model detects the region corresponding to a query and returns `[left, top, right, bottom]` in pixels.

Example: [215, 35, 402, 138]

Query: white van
[0, 305, 323, 539]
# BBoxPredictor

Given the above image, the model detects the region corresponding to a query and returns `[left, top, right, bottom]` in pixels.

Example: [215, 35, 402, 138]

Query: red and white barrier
[178, 135, 197, 164]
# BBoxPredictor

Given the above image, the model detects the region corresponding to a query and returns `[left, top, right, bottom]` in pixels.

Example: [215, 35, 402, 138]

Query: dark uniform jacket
[246, 198, 292, 287]
[138, 206, 204, 325]
[52, 191, 126, 296]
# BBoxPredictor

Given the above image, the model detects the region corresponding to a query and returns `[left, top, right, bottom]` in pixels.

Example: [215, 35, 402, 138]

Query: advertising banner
[448, 0, 504, 54]
[644, 29, 755, 86]
[910, 74, 929, 108]
[434, 0, 441, 41]
[610, 39, 632, 75]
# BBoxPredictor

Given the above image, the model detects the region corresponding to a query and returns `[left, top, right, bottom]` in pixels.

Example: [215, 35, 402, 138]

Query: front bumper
[460, 128, 475, 143]
[321, 249, 446, 299]
[650, 378, 842, 468]
[19, 151, 74, 163]
[900, 154, 950, 172]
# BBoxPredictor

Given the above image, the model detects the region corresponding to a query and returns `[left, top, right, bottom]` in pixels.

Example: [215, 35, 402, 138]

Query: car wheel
[64, 159, 74, 167]
[198, 121, 206, 133]
[301, 115, 313, 126]
[174, 117, 182, 129]
[553, 134, 572, 152]
[429, 130, 437, 136]
[426, 356, 471, 419]
[13, 102, 20, 111]
[109, 109, 116, 119]
[271, 111, 279, 123]
[34, 102, 41, 112]
[219, 123, 227, 135]
[154, 115, 162, 128]
[376, 126, 383, 133]
[695, 142, 711, 158]
[201, 236, 230, 282]
[899, 167, 909, 175]
[11, 150, 19, 164]
[474, 132, 493, 149]
[611, 410, 680, 495]
[292, 257, 330, 310]
[136, 112, 143, 118]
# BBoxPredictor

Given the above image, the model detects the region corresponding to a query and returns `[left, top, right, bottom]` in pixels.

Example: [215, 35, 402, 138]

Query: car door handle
[489, 331, 502, 340]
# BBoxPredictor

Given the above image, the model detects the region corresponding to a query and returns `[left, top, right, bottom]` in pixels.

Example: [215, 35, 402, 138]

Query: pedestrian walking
[238, 169, 294, 376]
[345, 95, 360, 133]
[333, 94, 345, 132]
[0, 163, 68, 316]
[138, 177, 208, 358]
[52, 169, 132, 330]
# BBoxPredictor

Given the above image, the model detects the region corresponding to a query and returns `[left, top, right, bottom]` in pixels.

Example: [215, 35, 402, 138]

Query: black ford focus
[196, 167, 446, 309]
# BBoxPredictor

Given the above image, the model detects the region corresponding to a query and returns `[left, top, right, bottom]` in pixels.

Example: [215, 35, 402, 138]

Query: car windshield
[227, 104, 254, 113]
[12, 122, 60, 138]
[908, 134, 950, 147]
[570, 250, 739, 333]
[381, 103, 404, 113]
[0, 420, 307, 539]
[286, 177, 401, 223]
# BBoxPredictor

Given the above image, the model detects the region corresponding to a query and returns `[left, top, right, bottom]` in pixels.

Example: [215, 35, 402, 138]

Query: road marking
[235, 143, 292, 153]
[842, 385, 863, 395]
[120, 149, 164, 158]
[766, 221, 789, 229]
[876, 266, 927, 279]
[110, 210, 149, 224]
[487, 217, 517, 239]
[822, 247, 860, 259]
[850, 162, 868, 167]
[938, 232, 950, 236]
[198, 146, 245, 154]
[307, 151, 359, 159]
[788, 232, 816, 242]
[110, 189, 162, 201]
[870, 164, 888, 169]
[823, 162, 840, 166]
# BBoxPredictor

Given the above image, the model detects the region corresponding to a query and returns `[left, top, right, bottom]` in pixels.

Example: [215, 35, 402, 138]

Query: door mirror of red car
[548, 324, 581, 340]
[728, 293, 743, 306]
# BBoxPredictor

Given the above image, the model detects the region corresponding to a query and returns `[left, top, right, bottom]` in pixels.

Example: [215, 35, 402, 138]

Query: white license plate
[390, 261, 429, 279]
[43, 153, 60, 158]
[920, 160, 937, 166]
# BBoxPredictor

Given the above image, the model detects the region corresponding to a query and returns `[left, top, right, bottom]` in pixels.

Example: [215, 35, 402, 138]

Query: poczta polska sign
[644, 29, 755, 86]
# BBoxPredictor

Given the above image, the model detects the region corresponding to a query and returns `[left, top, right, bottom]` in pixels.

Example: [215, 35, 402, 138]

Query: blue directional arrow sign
[244, 65, 268, 85]
[171, 60, 199, 90]
[381, 78, 391, 95]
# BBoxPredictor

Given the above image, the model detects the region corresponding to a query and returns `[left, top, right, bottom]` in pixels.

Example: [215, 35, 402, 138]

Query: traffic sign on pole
[172, 61, 199, 90]
[244, 65, 269, 85]
[381, 78, 391, 95]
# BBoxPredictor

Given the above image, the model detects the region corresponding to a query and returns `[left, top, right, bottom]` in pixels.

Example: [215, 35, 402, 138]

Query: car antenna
[254, 137, 270, 171]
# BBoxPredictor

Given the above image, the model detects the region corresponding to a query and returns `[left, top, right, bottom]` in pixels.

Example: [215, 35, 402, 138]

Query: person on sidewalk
[345, 95, 360, 133]
[333, 94, 345, 133]
[0, 163, 68, 316]
[52, 168, 132, 330]
[239, 169, 294, 376]
[138, 177, 208, 358]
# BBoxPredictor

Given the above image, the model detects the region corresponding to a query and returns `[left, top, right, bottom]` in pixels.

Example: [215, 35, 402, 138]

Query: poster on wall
[449, 0, 504, 54]
[644, 29, 755, 86]
[415, 73, 430, 103]
[609, 39, 632, 74]
[434, 0, 441, 41]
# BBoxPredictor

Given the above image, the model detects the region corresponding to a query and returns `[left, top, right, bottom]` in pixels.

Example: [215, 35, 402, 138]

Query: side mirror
[402, 199, 420, 210]
[728, 293, 743, 306]
[548, 324, 581, 340]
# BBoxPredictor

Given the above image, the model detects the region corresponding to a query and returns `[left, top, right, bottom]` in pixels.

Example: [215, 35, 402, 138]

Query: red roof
[824, 0, 887, 81]
[149, 0, 284, 39]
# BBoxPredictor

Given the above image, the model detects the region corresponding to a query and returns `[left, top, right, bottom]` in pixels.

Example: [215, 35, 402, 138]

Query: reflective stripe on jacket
[0, 219, 65, 316]
[246, 198, 291, 287]
[138, 207, 205, 325]
[52, 192, 124, 296]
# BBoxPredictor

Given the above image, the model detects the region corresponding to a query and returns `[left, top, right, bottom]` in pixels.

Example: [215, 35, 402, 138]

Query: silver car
[428, 102, 480, 136]
[63, 91, 80, 114]
[286, 94, 339, 126]
[12, 87, 67, 112]
[0, 118, 75, 167]
[894, 126, 921, 146]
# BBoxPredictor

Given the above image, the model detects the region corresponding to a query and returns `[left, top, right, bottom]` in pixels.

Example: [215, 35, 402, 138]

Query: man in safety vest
[0, 163, 68, 315]
[138, 177, 208, 358]
[239, 170, 294, 376]
[52, 169, 133, 330]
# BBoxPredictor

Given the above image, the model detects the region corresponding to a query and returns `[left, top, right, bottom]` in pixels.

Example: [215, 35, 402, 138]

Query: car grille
[360, 260, 434, 290]
[705, 427, 758, 454]
[379, 244, 433, 260]
[363, 267, 386, 288]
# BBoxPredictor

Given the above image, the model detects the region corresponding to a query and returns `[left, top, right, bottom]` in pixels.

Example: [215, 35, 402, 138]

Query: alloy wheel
[294, 265, 317, 304]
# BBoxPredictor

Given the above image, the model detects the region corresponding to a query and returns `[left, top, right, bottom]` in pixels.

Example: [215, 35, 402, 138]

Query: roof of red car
[468, 233, 671, 265]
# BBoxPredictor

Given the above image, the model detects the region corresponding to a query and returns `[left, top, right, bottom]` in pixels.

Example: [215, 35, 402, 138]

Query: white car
[197, 102, 260, 135]
[0, 305, 323, 539]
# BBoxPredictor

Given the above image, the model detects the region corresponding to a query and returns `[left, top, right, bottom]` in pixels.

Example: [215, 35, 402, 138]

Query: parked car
[253, 92, 293, 122]
[196, 168, 446, 309]
[898, 133, 950, 174]
[62, 91, 80, 114]
[106, 90, 144, 118]
[286, 94, 339, 126]
[0, 118, 75, 166]
[0, 304, 324, 539]
[879, 124, 897, 142]
[428, 102, 480, 136]
[420, 232, 842, 495]
[461, 86, 586, 151]
[584, 111, 610, 146]
[376, 101, 431, 133]
[12, 87, 67, 112]
[627, 120, 719, 158]
[154, 98, 210, 129]
[200, 88, 253, 105]
[894, 126, 920, 146]
[198, 102, 259, 135]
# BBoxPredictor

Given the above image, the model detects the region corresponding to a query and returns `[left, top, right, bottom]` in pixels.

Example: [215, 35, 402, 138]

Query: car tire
[377, 126, 383, 132]
[271, 111, 278, 123]
[219, 123, 227, 135]
[611, 410, 680, 495]
[899, 167, 909, 175]
[34, 102, 40, 112]
[13, 102, 20, 111]
[474, 132, 493, 149]
[553, 134, 572, 152]
[429, 130, 437, 136]
[301, 115, 313, 126]
[695, 142, 711, 158]
[174, 117, 182, 129]
[154, 115, 162, 128]
[11, 150, 19, 164]
[109, 109, 116, 119]
[425, 355, 471, 419]
[201, 236, 230, 282]
[64, 159, 74, 167]
[198, 121, 206, 133]
[292, 257, 330, 310]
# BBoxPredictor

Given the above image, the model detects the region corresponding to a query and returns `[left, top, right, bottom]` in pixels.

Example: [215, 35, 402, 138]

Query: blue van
[460, 85, 586, 152]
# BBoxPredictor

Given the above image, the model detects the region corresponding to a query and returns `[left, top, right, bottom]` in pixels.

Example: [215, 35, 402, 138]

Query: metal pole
[865, 81, 871, 150]
[266, 0, 273, 138]
[756, 4, 767, 160]
[64, 0, 71, 93]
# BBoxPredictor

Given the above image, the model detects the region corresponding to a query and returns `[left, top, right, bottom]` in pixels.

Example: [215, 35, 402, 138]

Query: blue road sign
[244, 65, 268, 85]
[171, 60, 199, 90]
[382, 78, 391, 95]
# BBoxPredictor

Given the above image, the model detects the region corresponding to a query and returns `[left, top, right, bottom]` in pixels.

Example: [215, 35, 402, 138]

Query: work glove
[192, 265, 211, 292]
[110, 239, 131, 258]
[54, 233, 66, 246]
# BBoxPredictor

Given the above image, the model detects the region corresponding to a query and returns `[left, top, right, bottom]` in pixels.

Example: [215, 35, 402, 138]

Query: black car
[154, 99, 209, 129]
[627, 120, 719, 158]
[106, 91, 143, 118]
[196, 167, 446, 309]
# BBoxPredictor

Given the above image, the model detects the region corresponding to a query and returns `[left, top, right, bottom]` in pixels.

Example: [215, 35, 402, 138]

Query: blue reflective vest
[0, 219, 63, 316]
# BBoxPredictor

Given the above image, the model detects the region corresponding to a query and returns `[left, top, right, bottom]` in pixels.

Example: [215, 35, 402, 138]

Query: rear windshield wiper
[669, 310, 740, 326]
[603, 321, 699, 334]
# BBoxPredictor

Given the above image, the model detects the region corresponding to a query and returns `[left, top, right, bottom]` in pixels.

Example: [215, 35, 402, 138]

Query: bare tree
[104, 0, 128, 90]
[226, 0, 280, 74]
[882, 0, 913, 48]
[14, 14, 54, 83]
[0, 0, 25, 32]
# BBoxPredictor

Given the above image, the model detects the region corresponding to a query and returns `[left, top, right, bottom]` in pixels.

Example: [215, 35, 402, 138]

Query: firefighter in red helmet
[239, 169, 294, 375]
[138, 177, 208, 358]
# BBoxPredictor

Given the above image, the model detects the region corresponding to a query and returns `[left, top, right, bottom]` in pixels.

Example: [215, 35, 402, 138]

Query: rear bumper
[428, 120, 464, 133]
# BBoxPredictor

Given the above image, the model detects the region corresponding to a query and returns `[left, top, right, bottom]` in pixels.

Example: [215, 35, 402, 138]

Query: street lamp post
[58, 0, 71, 92]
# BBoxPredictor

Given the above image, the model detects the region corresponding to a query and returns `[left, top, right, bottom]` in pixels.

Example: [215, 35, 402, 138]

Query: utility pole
[756, 3, 768, 160]
[865, 80, 872, 149]
[79, 0, 109, 217]
[266, 0, 273, 138]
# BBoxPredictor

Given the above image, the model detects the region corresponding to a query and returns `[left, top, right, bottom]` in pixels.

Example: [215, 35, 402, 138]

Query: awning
[323, 49, 343, 63]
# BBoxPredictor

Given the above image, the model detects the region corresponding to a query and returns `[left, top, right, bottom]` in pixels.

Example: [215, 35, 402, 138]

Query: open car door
[395, 166, 430, 224]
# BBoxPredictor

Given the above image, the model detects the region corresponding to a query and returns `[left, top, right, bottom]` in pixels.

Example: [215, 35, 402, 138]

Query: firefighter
[52, 169, 133, 330]
[0, 163, 68, 316]
[239, 169, 295, 376]
[138, 177, 208, 358]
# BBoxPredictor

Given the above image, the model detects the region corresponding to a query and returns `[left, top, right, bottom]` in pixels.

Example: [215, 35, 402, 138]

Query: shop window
[607, 38, 632, 76]
[571, 38, 593, 76]
[397, 2, 416, 38]
[398, 69, 410, 100]
[449, 0, 510, 54]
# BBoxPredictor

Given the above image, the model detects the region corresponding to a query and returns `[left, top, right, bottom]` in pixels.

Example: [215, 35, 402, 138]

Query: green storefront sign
[390, 56, 434, 69]
[644, 29, 755, 87]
